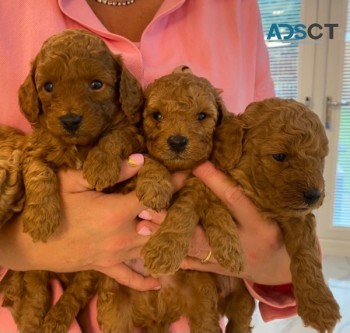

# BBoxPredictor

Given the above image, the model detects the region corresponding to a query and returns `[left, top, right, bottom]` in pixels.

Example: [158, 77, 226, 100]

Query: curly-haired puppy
[31, 72, 253, 333]
[0, 29, 144, 333]
[44, 74, 254, 333]
[139, 72, 244, 277]
[92, 72, 253, 333]
[214, 98, 341, 333]
[0, 125, 26, 228]
[20, 29, 143, 243]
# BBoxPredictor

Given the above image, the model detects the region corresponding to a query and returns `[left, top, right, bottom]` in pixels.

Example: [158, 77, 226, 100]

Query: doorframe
[310, 0, 350, 256]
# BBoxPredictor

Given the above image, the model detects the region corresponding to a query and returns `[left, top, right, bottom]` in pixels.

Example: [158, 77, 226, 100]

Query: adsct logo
[266, 23, 339, 41]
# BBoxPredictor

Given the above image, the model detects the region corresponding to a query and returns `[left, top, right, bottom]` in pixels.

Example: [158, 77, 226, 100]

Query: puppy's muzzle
[60, 114, 83, 134]
[303, 188, 322, 205]
[167, 135, 188, 153]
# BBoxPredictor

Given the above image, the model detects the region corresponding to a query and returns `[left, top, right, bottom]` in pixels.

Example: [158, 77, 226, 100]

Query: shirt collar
[58, 0, 185, 40]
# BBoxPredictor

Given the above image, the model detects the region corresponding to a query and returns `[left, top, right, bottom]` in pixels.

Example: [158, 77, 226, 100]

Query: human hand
[0, 154, 161, 291]
[187, 161, 292, 285]
[137, 162, 292, 285]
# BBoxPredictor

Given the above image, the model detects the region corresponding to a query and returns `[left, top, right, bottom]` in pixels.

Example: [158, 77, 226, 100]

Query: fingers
[120, 153, 144, 182]
[58, 153, 144, 193]
[58, 168, 93, 193]
[171, 172, 188, 192]
[100, 263, 161, 292]
[192, 161, 244, 210]
[135, 219, 232, 278]
[187, 226, 212, 260]
[136, 218, 215, 265]
[180, 257, 235, 276]
[193, 161, 263, 231]
[138, 209, 167, 224]
[136, 220, 161, 236]
[137, 214, 212, 261]
[135, 221, 228, 279]
[111, 190, 146, 217]
[136, 172, 187, 224]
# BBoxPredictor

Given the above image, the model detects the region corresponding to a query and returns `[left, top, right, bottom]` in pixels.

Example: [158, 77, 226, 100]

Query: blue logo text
[267, 23, 339, 40]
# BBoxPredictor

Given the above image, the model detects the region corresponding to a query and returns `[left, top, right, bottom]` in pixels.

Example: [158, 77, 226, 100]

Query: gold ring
[201, 250, 212, 264]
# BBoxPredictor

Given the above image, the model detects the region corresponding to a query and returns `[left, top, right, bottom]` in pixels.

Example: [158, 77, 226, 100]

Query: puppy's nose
[167, 135, 189, 153]
[303, 189, 321, 205]
[60, 114, 82, 133]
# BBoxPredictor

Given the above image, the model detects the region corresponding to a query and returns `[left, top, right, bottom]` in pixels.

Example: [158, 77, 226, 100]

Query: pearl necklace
[95, 0, 136, 6]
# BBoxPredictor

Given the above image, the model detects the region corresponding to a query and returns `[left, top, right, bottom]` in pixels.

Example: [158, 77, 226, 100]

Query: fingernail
[138, 210, 152, 220]
[138, 226, 152, 236]
[153, 285, 161, 290]
[127, 154, 144, 166]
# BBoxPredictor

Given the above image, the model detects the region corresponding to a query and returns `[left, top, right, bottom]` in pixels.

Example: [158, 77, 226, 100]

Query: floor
[250, 255, 350, 333]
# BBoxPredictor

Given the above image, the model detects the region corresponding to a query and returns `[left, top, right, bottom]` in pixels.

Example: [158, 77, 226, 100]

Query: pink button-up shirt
[0, 0, 296, 331]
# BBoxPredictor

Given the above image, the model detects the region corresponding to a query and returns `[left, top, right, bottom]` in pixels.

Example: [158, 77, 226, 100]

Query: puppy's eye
[90, 80, 104, 90]
[152, 112, 163, 121]
[44, 82, 54, 92]
[272, 153, 287, 162]
[197, 112, 207, 121]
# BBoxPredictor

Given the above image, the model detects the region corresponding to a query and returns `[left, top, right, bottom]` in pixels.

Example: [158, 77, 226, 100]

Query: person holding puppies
[0, 0, 296, 332]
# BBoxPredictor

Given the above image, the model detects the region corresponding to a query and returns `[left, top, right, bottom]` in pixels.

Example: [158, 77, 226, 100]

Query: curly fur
[43, 96, 341, 333]
[139, 73, 244, 276]
[0, 29, 144, 333]
[12, 71, 252, 333]
[213, 98, 341, 333]
[93, 72, 254, 333]
[19, 29, 144, 243]
[0, 126, 26, 228]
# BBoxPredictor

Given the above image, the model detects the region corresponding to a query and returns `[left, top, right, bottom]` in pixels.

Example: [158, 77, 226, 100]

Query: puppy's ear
[114, 55, 143, 124]
[172, 65, 193, 74]
[213, 88, 229, 127]
[18, 58, 42, 127]
[211, 114, 244, 171]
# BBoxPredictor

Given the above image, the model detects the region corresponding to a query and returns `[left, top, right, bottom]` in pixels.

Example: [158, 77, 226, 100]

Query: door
[316, 0, 350, 255]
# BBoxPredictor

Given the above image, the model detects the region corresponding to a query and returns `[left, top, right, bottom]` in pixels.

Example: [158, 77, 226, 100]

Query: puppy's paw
[19, 323, 44, 333]
[22, 205, 60, 242]
[141, 232, 188, 276]
[84, 150, 121, 191]
[43, 318, 69, 333]
[99, 323, 133, 333]
[298, 290, 341, 333]
[212, 239, 245, 274]
[136, 178, 173, 211]
[206, 223, 245, 274]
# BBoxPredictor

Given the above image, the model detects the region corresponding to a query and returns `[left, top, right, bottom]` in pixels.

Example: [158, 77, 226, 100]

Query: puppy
[42, 71, 252, 333]
[214, 98, 341, 333]
[95, 72, 254, 333]
[0, 29, 144, 333]
[140, 73, 244, 277]
[0, 125, 26, 228]
[27, 81, 338, 333]
[19, 29, 144, 243]
[0, 125, 27, 330]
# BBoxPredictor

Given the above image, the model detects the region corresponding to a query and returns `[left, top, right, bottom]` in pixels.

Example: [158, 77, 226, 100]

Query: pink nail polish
[127, 153, 144, 166]
[138, 210, 152, 220]
[138, 226, 152, 236]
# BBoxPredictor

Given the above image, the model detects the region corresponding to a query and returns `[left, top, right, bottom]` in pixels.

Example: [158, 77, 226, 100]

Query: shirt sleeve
[244, 280, 297, 321]
[253, 4, 276, 101]
[244, 238, 323, 322]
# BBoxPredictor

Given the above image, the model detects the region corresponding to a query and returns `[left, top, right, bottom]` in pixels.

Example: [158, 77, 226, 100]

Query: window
[333, 0, 350, 227]
[258, 0, 301, 98]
